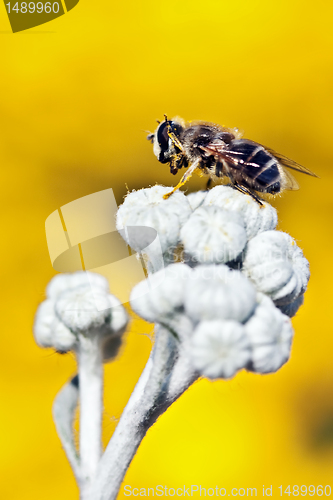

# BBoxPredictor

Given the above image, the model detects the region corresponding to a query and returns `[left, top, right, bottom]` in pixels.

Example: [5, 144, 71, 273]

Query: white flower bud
[34, 300, 56, 348]
[51, 318, 77, 352]
[34, 273, 128, 356]
[180, 206, 247, 264]
[204, 185, 277, 239]
[34, 300, 77, 352]
[46, 271, 109, 300]
[55, 285, 127, 335]
[186, 190, 207, 211]
[130, 263, 192, 323]
[242, 231, 310, 305]
[107, 294, 129, 334]
[189, 320, 251, 379]
[245, 293, 294, 373]
[116, 186, 192, 253]
[184, 265, 257, 324]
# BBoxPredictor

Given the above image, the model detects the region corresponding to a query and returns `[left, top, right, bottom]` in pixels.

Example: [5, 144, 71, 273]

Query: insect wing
[199, 141, 244, 169]
[200, 139, 273, 174]
[278, 165, 299, 191]
[266, 148, 319, 177]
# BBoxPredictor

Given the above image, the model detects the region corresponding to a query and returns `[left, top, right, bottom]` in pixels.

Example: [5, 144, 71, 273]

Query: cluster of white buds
[118, 184, 310, 380]
[33, 184, 311, 500]
[34, 271, 129, 497]
[34, 271, 128, 360]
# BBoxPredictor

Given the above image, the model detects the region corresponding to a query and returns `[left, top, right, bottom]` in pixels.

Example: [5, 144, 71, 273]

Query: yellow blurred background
[1, 0, 333, 498]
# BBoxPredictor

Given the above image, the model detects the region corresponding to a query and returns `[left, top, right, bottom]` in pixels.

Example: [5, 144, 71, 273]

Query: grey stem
[52, 376, 81, 485]
[77, 335, 104, 498]
[89, 325, 197, 500]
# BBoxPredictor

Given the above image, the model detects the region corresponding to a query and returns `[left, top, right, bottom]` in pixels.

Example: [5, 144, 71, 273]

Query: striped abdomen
[225, 139, 281, 193]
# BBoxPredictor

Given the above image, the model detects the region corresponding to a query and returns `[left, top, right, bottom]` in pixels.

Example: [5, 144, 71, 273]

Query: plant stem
[52, 376, 81, 485]
[77, 335, 103, 498]
[89, 326, 198, 500]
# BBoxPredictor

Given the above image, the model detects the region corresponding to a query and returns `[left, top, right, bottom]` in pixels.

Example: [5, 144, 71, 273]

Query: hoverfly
[147, 116, 318, 204]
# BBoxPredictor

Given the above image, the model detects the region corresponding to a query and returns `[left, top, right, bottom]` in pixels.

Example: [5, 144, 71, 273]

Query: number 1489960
[5, 2, 60, 13]
[278, 486, 331, 496]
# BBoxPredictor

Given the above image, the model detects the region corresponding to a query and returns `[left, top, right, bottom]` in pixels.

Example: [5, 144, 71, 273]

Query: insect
[147, 116, 318, 204]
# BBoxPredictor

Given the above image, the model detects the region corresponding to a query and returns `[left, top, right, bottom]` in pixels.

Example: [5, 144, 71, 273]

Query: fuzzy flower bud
[245, 293, 294, 373]
[130, 263, 257, 327]
[51, 319, 77, 352]
[116, 186, 192, 254]
[34, 272, 128, 358]
[180, 206, 247, 264]
[130, 263, 192, 324]
[184, 265, 257, 324]
[203, 185, 277, 239]
[46, 271, 109, 300]
[34, 299, 75, 350]
[189, 320, 251, 379]
[186, 190, 207, 211]
[55, 285, 119, 335]
[242, 231, 310, 305]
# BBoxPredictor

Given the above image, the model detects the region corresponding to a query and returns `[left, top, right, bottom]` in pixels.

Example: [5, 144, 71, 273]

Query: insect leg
[165, 117, 184, 151]
[206, 178, 212, 189]
[169, 153, 185, 175]
[233, 183, 264, 206]
[167, 129, 184, 151]
[163, 159, 201, 199]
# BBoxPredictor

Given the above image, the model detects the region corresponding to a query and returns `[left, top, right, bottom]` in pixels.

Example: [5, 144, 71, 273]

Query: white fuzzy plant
[34, 184, 310, 500]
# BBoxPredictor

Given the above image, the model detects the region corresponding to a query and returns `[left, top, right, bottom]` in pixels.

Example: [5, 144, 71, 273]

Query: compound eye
[219, 132, 235, 144]
[157, 122, 170, 152]
[171, 122, 183, 137]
